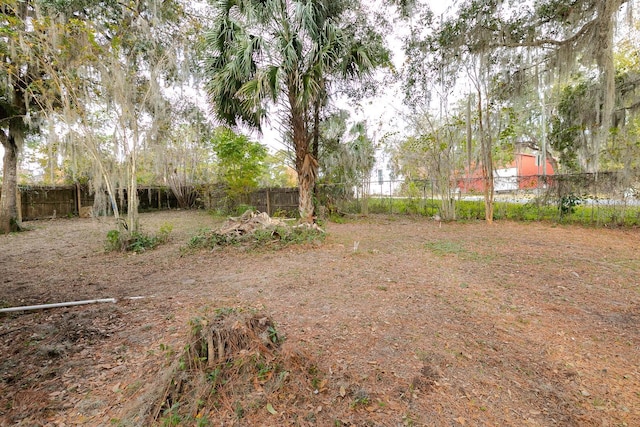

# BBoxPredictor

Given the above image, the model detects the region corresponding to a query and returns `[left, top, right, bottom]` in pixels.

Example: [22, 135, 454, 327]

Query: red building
[458, 153, 554, 193]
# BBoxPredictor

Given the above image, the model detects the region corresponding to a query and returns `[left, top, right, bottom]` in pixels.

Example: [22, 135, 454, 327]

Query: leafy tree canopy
[211, 127, 267, 198]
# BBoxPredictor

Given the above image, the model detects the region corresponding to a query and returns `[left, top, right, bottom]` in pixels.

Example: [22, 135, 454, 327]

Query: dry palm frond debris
[188, 210, 325, 249]
[136, 309, 321, 425]
[218, 210, 292, 236]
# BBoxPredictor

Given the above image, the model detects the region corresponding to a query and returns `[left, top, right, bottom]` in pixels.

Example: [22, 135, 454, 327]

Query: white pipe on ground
[0, 298, 117, 313]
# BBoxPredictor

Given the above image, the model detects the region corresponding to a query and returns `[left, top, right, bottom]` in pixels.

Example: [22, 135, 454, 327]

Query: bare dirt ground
[0, 210, 639, 426]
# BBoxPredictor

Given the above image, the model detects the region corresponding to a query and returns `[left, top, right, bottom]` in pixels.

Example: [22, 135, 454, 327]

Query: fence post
[75, 183, 82, 215]
[266, 188, 271, 216]
[594, 175, 598, 225]
[16, 187, 22, 223]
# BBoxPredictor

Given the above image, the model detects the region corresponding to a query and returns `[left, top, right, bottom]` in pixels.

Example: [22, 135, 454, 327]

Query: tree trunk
[482, 143, 495, 223]
[0, 132, 21, 234]
[311, 98, 321, 202]
[594, 0, 616, 176]
[127, 153, 139, 234]
[127, 123, 139, 234]
[477, 86, 494, 223]
[299, 161, 314, 222]
[289, 89, 317, 223]
[297, 152, 318, 223]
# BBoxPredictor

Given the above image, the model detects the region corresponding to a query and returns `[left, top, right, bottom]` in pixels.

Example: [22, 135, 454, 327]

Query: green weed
[233, 401, 245, 419]
[350, 390, 370, 409]
[234, 204, 256, 216]
[105, 223, 172, 253]
[160, 403, 182, 426]
[188, 225, 325, 250]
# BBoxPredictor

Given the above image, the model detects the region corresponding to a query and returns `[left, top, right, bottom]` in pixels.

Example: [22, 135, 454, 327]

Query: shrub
[188, 224, 324, 250]
[105, 223, 172, 253]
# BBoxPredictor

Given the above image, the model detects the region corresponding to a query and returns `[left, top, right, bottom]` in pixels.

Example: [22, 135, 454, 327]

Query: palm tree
[318, 112, 376, 214]
[204, 0, 386, 222]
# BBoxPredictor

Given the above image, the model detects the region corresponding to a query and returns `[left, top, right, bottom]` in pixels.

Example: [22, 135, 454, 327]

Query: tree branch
[490, 18, 598, 50]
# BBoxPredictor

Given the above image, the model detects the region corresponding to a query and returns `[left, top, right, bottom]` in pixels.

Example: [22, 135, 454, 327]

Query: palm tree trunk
[299, 165, 314, 221]
[290, 90, 317, 223]
[297, 151, 318, 223]
[0, 132, 21, 233]
[311, 98, 321, 202]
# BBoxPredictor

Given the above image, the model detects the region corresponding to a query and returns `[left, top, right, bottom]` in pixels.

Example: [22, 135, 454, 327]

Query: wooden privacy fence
[1, 185, 300, 221]
[201, 186, 299, 217]
[0, 185, 180, 221]
[249, 187, 299, 216]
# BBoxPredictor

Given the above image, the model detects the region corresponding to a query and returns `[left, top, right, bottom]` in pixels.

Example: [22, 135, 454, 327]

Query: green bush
[105, 229, 122, 252]
[366, 198, 390, 214]
[105, 223, 172, 253]
[188, 229, 234, 248]
[188, 225, 325, 250]
[455, 200, 485, 220]
[316, 194, 640, 227]
[233, 204, 256, 216]
[559, 193, 585, 216]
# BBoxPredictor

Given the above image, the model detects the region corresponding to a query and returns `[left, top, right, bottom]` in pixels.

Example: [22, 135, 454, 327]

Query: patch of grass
[424, 240, 493, 262]
[402, 412, 418, 426]
[424, 240, 466, 256]
[328, 213, 347, 224]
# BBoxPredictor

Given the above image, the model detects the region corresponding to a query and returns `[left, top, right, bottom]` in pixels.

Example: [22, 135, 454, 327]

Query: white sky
[326, 1, 455, 149]
[261, 0, 456, 153]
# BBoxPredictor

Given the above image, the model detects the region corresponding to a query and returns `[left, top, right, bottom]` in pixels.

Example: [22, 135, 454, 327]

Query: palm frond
[203, 0, 387, 145]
